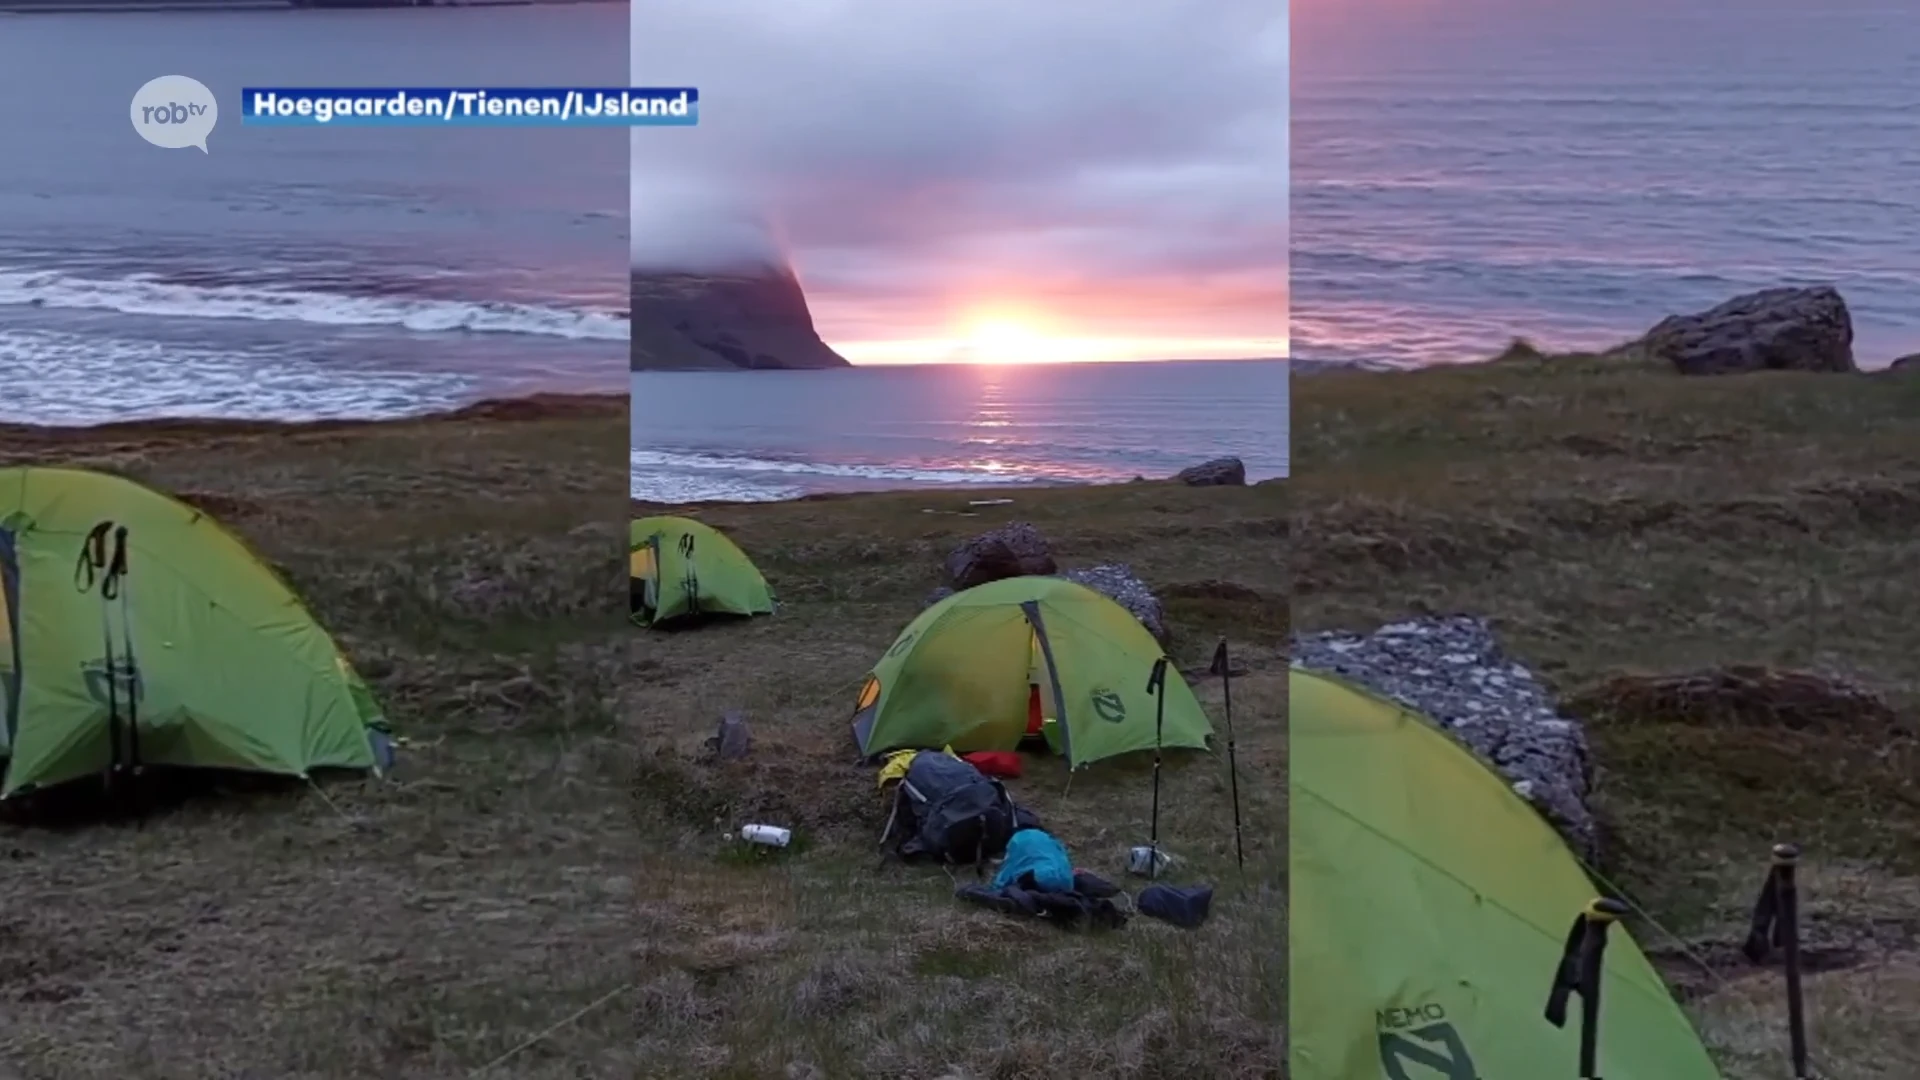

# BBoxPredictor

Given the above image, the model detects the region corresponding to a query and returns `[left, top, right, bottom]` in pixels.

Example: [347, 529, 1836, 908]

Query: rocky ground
[1292, 616, 1596, 856]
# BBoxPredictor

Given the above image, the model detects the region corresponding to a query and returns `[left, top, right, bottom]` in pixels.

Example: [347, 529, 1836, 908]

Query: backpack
[883, 752, 1039, 872]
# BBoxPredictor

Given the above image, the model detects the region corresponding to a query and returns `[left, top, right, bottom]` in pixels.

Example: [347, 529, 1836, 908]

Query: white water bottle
[741, 824, 791, 848]
[1128, 844, 1170, 877]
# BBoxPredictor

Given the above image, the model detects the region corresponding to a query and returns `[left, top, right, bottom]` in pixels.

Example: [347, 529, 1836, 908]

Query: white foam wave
[0, 329, 479, 425]
[631, 448, 1055, 486]
[631, 470, 805, 504]
[0, 267, 628, 342]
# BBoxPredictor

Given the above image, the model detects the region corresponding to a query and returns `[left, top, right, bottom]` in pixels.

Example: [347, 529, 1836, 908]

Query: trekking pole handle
[1576, 898, 1630, 1079]
[1584, 897, 1630, 923]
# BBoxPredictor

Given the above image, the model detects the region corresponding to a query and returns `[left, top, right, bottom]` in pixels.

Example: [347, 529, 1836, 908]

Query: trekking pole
[110, 527, 142, 786]
[1545, 896, 1630, 1079]
[75, 523, 122, 795]
[1742, 842, 1810, 1079]
[681, 533, 699, 617]
[1146, 656, 1168, 876]
[1210, 638, 1245, 872]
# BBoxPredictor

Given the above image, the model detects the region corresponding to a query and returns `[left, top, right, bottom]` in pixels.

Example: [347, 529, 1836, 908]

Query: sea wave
[631, 472, 806, 505]
[0, 328, 480, 425]
[0, 266, 628, 342]
[629, 447, 1063, 503]
[632, 448, 1056, 485]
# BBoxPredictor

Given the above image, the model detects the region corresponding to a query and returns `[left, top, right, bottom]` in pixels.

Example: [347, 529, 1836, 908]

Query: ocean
[1292, 3, 1920, 370]
[631, 360, 1288, 503]
[0, 5, 627, 425]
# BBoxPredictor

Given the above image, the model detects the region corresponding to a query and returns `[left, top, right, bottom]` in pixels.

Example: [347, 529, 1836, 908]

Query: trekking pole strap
[74, 521, 114, 594]
[1545, 914, 1585, 1027]
[1743, 843, 1800, 963]
[1545, 897, 1628, 1026]
[680, 533, 700, 616]
[1767, 843, 1811, 1077]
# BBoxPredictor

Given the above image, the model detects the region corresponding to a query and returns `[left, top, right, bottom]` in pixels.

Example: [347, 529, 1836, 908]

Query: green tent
[851, 576, 1212, 769]
[0, 467, 389, 799]
[630, 515, 774, 628]
[1289, 668, 1721, 1079]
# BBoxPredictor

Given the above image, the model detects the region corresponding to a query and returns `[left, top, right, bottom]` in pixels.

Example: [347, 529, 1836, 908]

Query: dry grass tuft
[1565, 667, 1903, 737]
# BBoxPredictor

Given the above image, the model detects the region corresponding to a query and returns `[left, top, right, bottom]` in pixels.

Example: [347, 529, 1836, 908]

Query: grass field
[0, 396, 634, 1079]
[632, 482, 1287, 1079]
[1293, 346, 1920, 1078]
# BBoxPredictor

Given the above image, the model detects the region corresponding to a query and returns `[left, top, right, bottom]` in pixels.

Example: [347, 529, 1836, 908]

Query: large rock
[943, 522, 1057, 591]
[1057, 563, 1169, 645]
[1292, 616, 1597, 858]
[1638, 286, 1856, 375]
[924, 558, 1169, 646]
[1174, 457, 1248, 486]
[631, 264, 850, 371]
[1888, 354, 1920, 373]
[702, 711, 753, 761]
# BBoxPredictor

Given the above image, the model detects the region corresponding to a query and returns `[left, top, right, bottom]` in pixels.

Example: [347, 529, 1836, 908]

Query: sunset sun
[961, 317, 1049, 364]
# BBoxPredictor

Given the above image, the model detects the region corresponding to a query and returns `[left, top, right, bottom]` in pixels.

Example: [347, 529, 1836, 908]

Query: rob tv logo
[142, 101, 208, 124]
[130, 75, 220, 153]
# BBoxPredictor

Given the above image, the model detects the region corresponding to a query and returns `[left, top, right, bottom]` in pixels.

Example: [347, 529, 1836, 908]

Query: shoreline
[631, 474, 1286, 514]
[1296, 353, 1915, 375]
[1297, 305, 1920, 376]
[632, 479, 1087, 515]
[0, 391, 624, 446]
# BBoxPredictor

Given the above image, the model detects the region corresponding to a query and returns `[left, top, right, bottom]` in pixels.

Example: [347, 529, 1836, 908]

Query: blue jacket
[993, 828, 1074, 893]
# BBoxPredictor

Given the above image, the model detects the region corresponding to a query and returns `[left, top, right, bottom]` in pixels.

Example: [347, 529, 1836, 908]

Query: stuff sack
[993, 828, 1074, 893]
[886, 751, 1038, 869]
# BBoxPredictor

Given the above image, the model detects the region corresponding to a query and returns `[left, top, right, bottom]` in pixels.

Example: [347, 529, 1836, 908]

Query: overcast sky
[631, 1, 1288, 364]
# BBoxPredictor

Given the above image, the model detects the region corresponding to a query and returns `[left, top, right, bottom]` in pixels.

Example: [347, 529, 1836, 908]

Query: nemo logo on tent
[80, 658, 144, 706]
[887, 631, 916, 659]
[1090, 687, 1127, 723]
[1376, 1004, 1479, 1080]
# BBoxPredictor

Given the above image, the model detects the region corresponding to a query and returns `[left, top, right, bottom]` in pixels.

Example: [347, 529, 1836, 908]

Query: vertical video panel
[631, 3, 1289, 1075]
[0, 5, 633, 1077]
[1291, 1, 1918, 1077]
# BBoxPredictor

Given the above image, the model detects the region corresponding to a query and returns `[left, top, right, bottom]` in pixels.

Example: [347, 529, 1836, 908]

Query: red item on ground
[963, 751, 1023, 779]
